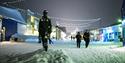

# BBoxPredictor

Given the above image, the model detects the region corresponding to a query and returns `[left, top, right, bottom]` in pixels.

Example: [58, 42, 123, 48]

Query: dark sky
[0, 0, 123, 32]
[24, 0, 122, 21]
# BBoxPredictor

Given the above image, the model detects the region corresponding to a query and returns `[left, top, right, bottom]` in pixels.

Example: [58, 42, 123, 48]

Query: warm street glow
[0, 42, 21, 47]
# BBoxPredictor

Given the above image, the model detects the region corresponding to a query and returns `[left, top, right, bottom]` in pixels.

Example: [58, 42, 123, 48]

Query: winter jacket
[38, 16, 52, 36]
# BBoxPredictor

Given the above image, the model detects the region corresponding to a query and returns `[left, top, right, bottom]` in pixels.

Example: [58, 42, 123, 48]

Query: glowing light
[0, 15, 2, 19]
[123, 19, 125, 22]
[1, 42, 11, 44]
[24, 30, 38, 35]
[122, 19, 125, 25]
[34, 31, 39, 36]
[0, 42, 21, 47]
[107, 27, 113, 33]
[31, 16, 34, 23]
[51, 32, 56, 38]
[118, 19, 122, 23]
[119, 27, 122, 32]
[61, 32, 66, 40]
[51, 17, 101, 22]
[30, 16, 35, 34]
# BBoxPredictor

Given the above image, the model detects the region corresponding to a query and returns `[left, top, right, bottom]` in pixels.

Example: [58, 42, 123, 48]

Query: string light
[55, 17, 101, 28]
[54, 17, 101, 32]
[51, 17, 101, 22]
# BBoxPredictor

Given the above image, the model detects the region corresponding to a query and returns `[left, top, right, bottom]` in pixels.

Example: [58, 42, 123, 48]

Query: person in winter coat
[76, 32, 82, 48]
[38, 10, 52, 51]
[83, 30, 90, 48]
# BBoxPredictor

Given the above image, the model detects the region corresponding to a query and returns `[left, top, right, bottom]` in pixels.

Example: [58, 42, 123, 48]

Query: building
[0, 6, 25, 41]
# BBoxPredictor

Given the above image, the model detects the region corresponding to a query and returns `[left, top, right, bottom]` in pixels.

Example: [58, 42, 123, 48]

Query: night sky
[0, 0, 123, 32]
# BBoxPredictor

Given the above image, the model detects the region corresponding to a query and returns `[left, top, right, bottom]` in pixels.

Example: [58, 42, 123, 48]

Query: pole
[122, 0, 125, 46]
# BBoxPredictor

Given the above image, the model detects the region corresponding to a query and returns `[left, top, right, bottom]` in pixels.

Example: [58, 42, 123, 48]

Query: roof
[0, 6, 26, 24]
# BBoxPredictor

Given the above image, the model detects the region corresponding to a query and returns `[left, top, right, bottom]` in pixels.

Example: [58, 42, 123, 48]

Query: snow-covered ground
[0, 40, 125, 63]
[0, 41, 71, 63]
[62, 48, 125, 63]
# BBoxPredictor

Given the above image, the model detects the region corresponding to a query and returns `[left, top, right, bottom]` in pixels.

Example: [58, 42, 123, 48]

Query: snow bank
[0, 49, 70, 63]
[64, 48, 125, 63]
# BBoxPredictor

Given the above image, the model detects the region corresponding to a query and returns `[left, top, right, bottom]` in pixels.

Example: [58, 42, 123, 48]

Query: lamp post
[121, 2, 125, 46]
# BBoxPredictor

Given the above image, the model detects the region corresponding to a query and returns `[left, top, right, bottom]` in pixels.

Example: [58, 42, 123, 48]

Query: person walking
[76, 32, 82, 48]
[83, 30, 90, 48]
[38, 9, 52, 51]
[71, 35, 73, 40]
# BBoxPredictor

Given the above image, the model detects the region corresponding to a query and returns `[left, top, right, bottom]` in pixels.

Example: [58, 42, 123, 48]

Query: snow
[112, 47, 125, 52]
[0, 42, 71, 63]
[63, 48, 125, 63]
[3, 49, 70, 63]
[0, 42, 42, 56]
[0, 40, 125, 63]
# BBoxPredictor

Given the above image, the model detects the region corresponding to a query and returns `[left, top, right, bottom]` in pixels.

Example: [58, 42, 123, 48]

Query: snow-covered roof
[0, 6, 26, 24]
